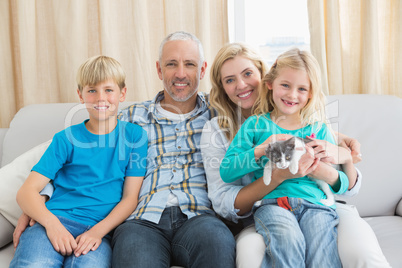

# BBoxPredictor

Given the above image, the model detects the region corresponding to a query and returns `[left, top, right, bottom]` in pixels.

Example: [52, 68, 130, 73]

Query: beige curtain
[0, 0, 229, 128]
[308, 0, 402, 97]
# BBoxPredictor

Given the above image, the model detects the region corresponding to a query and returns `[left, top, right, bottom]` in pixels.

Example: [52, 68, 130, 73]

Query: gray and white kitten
[263, 136, 335, 206]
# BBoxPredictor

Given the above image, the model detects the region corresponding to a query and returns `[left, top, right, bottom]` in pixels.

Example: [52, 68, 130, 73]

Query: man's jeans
[112, 206, 236, 267]
[254, 198, 341, 268]
[10, 216, 112, 268]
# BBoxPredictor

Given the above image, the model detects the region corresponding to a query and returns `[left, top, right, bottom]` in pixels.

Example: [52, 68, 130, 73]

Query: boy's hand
[74, 228, 102, 257]
[46, 220, 77, 256]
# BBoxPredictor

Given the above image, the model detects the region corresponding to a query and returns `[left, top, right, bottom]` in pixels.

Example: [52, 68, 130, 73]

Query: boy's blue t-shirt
[220, 113, 349, 208]
[32, 119, 148, 226]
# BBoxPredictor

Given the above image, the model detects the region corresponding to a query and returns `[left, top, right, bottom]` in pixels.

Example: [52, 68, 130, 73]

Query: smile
[282, 99, 298, 106]
[94, 106, 109, 110]
[238, 90, 253, 99]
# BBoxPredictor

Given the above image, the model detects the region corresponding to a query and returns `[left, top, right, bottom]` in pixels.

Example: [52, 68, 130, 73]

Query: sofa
[0, 94, 401, 267]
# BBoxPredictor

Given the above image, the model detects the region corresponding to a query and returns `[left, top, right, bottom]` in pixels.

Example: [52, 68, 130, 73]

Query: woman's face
[220, 55, 261, 117]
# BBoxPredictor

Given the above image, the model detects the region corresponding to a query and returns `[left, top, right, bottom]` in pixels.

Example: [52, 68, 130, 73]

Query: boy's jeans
[10, 216, 112, 268]
[254, 198, 341, 268]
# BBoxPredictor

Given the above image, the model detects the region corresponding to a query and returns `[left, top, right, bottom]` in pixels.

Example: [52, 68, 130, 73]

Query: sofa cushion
[0, 140, 50, 229]
[0, 215, 13, 249]
[365, 216, 402, 268]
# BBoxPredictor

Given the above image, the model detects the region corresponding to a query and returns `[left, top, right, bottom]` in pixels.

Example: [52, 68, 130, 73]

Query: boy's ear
[119, 87, 127, 102]
[77, 89, 84, 103]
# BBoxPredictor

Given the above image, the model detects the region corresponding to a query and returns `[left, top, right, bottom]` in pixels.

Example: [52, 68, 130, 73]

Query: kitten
[263, 136, 335, 206]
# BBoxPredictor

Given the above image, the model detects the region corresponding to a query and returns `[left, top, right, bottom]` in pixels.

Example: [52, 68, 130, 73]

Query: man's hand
[13, 213, 36, 249]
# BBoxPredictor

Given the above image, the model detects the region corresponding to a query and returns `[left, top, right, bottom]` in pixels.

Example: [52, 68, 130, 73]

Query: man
[110, 31, 236, 267]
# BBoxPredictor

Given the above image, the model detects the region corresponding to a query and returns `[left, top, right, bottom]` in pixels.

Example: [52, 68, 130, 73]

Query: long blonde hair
[255, 48, 327, 128]
[210, 43, 268, 141]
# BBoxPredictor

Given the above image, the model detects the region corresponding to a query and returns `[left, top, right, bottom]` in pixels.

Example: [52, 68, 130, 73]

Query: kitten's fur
[263, 136, 335, 206]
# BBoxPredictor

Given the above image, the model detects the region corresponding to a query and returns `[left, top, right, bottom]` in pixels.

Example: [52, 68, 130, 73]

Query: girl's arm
[17, 171, 77, 255]
[73, 176, 143, 257]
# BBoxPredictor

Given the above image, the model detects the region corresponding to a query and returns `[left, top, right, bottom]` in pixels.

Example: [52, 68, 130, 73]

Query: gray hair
[158, 31, 205, 64]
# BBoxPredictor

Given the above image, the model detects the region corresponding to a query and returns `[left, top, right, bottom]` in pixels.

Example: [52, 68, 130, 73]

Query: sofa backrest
[327, 94, 402, 217]
[1, 95, 401, 218]
[1, 102, 135, 167]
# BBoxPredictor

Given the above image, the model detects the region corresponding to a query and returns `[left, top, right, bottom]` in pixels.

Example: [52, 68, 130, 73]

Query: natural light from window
[228, 0, 310, 66]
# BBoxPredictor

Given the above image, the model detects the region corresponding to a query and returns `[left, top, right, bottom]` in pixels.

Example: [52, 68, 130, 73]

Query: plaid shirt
[119, 91, 217, 224]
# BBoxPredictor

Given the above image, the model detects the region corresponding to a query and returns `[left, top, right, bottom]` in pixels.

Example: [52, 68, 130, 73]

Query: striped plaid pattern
[119, 91, 217, 224]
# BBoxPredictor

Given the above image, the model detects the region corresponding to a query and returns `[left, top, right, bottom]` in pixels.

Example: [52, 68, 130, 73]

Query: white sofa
[1, 94, 402, 267]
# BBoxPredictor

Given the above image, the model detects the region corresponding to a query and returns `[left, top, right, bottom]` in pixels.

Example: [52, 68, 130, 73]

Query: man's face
[157, 40, 206, 104]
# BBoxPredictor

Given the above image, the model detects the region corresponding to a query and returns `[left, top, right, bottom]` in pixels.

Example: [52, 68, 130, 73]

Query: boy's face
[77, 79, 126, 122]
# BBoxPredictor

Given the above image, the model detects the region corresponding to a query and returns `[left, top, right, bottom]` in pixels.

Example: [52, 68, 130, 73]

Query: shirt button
[176, 128, 179, 131]
[178, 146, 181, 149]
[170, 186, 174, 190]
[173, 170, 176, 172]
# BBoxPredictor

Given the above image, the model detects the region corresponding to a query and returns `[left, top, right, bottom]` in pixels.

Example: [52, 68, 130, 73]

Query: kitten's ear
[265, 144, 272, 155]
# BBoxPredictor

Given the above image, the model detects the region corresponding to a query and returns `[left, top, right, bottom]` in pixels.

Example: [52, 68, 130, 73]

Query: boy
[10, 56, 148, 267]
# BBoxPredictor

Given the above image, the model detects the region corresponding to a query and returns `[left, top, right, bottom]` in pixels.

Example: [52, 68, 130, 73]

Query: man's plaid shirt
[119, 91, 217, 224]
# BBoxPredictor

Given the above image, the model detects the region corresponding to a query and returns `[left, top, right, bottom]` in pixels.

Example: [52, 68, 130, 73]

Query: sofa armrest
[0, 128, 8, 167]
[396, 198, 402, 216]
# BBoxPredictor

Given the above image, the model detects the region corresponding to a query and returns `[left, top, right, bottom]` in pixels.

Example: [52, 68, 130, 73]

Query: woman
[200, 43, 390, 268]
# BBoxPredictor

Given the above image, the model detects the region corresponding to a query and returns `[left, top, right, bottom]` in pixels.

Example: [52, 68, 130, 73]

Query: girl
[219, 48, 355, 267]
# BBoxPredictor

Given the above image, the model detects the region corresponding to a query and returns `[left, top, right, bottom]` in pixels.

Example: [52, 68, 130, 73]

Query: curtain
[0, 0, 229, 128]
[308, 0, 402, 97]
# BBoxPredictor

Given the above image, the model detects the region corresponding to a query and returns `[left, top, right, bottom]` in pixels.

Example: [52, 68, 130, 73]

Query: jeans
[253, 198, 341, 268]
[112, 206, 236, 268]
[10, 216, 112, 268]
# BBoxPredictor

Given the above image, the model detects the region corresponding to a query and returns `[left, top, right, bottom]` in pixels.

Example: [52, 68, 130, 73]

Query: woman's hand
[336, 132, 362, 164]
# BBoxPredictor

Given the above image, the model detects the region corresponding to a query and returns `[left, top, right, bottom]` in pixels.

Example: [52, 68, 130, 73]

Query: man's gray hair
[158, 31, 205, 64]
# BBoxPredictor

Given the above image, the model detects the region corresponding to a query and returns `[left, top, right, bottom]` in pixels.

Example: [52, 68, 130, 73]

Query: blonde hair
[210, 43, 268, 141]
[255, 48, 327, 128]
[77, 55, 126, 91]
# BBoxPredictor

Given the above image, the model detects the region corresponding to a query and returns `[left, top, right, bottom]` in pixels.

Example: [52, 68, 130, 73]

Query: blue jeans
[112, 206, 236, 267]
[253, 198, 341, 268]
[10, 216, 112, 268]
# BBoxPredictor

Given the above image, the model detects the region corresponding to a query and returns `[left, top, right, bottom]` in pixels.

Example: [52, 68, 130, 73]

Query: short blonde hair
[77, 55, 126, 91]
[210, 43, 268, 141]
[255, 48, 327, 128]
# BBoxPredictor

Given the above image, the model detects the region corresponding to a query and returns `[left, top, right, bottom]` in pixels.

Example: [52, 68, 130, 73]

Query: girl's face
[268, 67, 311, 119]
[220, 55, 261, 117]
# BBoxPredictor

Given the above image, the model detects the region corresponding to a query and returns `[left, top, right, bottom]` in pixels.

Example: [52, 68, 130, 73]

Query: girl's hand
[306, 136, 353, 165]
[74, 228, 103, 257]
[46, 219, 77, 256]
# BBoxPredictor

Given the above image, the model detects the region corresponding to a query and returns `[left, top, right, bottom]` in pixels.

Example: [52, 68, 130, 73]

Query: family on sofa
[8, 31, 390, 267]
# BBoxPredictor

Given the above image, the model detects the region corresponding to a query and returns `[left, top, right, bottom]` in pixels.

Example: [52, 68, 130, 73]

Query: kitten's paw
[263, 175, 271, 185]
[320, 198, 335, 206]
[289, 165, 298, 175]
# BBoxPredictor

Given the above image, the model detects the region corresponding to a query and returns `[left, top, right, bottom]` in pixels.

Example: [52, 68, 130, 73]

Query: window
[228, 0, 310, 66]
